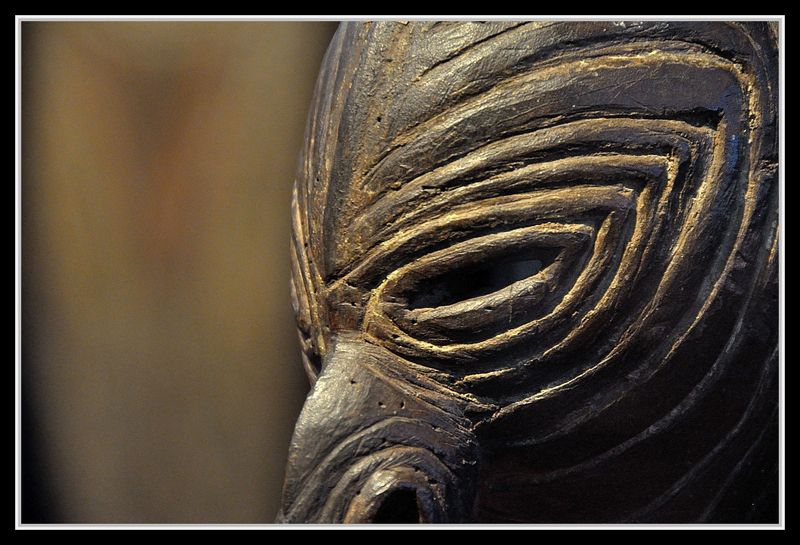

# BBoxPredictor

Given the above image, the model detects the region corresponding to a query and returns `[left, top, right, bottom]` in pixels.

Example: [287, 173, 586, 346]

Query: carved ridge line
[333, 118, 711, 285]
[359, 37, 727, 193]
[359, 48, 741, 195]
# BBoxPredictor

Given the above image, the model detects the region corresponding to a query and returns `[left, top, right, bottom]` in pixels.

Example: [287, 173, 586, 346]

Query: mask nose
[277, 334, 481, 523]
[343, 465, 442, 523]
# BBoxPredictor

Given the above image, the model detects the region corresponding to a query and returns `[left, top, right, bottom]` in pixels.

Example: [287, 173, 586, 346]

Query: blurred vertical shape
[22, 21, 338, 522]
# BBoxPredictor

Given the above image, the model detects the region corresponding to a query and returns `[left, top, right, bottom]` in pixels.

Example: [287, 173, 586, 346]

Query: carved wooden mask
[278, 21, 778, 523]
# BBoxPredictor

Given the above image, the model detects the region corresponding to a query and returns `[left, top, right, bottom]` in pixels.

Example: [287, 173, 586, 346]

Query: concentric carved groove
[281, 22, 778, 523]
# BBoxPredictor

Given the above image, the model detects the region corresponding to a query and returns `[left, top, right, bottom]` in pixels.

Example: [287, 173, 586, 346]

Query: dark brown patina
[278, 21, 779, 523]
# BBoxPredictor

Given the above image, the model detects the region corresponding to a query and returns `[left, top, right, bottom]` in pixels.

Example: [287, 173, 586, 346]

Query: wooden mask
[278, 21, 779, 523]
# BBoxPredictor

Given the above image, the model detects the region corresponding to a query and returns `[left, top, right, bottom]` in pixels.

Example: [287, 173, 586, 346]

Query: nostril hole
[373, 489, 421, 524]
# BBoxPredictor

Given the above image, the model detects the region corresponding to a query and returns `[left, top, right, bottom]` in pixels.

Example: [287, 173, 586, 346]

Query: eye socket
[369, 222, 596, 347]
[351, 122, 701, 367]
[406, 247, 561, 310]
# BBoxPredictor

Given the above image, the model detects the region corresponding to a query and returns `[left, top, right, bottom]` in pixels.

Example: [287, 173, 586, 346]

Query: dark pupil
[407, 247, 560, 309]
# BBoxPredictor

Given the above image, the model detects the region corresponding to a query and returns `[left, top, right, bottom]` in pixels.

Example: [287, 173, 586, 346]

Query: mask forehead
[298, 22, 774, 274]
[292, 22, 776, 369]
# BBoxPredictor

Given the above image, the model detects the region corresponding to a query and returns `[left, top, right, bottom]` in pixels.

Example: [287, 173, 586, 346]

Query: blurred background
[21, 21, 338, 523]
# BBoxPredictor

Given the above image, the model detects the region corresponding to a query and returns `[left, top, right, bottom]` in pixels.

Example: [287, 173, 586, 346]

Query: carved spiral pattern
[285, 21, 778, 522]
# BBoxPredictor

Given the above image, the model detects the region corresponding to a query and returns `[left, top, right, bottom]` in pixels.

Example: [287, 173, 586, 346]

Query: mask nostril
[372, 488, 422, 524]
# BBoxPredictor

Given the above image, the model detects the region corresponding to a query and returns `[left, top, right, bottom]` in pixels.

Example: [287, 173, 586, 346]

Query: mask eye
[372, 221, 597, 345]
[407, 247, 561, 310]
[349, 118, 714, 374]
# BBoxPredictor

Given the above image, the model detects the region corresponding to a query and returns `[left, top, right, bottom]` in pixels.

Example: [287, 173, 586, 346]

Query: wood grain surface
[279, 21, 778, 523]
